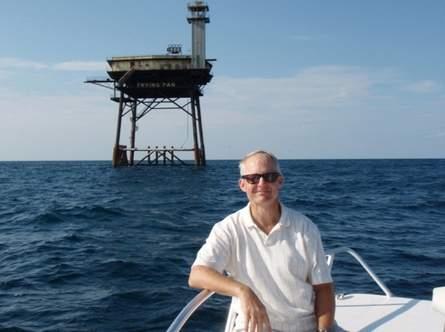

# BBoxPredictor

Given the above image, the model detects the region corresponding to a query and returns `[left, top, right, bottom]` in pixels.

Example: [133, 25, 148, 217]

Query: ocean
[0, 159, 444, 331]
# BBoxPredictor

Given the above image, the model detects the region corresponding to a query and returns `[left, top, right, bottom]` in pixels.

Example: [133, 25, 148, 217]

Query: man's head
[238, 150, 283, 206]
[239, 150, 282, 177]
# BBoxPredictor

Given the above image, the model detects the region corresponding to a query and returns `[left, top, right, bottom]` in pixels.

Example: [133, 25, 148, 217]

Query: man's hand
[238, 286, 272, 332]
[189, 266, 272, 331]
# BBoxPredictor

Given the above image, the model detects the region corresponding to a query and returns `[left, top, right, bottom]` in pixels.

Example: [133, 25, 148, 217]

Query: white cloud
[403, 80, 441, 93]
[206, 65, 371, 117]
[0, 57, 48, 70]
[200, 66, 375, 158]
[0, 57, 108, 72]
[0, 64, 444, 160]
[201, 66, 445, 159]
[53, 61, 110, 72]
[0, 92, 115, 160]
[426, 130, 445, 139]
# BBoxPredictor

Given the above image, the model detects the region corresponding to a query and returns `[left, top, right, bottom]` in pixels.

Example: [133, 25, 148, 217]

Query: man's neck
[249, 201, 281, 235]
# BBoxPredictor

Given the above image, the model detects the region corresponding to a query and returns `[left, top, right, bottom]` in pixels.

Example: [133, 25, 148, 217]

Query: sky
[0, 0, 444, 160]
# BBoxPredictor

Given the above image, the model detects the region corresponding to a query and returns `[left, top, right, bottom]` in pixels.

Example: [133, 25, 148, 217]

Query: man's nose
[257, 176, 267, 184]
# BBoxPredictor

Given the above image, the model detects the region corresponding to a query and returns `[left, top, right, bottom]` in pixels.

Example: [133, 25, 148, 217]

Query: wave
[0, 326, 32, 332]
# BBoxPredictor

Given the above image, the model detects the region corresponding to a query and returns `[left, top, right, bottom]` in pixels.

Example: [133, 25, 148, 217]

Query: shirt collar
[243, 202, 290, 230]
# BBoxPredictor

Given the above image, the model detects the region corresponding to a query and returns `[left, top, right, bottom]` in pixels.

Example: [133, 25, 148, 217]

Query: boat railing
[327, 247, 394, 298]
[166, 289, 215, 332]
[166, 247, 393, 332]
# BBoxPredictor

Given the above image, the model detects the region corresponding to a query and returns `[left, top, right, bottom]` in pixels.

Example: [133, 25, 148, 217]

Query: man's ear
[239, 178, 247, 193]
[278, 175, 284, 189]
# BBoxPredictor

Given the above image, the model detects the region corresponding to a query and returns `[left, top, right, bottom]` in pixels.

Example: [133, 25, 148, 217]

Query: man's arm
[189, 265, 272, 332]
[313, 282, 335, 331]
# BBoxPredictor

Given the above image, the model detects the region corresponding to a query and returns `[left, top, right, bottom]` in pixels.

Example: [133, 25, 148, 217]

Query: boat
[166, 247, 445, 331]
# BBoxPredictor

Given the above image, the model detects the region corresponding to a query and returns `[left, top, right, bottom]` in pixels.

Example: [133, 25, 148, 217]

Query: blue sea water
[0, 159, 444, 331]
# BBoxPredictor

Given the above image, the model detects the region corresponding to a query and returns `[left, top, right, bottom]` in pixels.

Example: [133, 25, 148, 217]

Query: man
[189, 150, 335, 332]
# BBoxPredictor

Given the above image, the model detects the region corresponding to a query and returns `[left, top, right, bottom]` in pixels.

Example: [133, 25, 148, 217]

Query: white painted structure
[187, 1, 209, 69]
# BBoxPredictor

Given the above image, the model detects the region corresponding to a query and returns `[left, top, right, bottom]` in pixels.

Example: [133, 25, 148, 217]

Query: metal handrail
[327, 247, 394, 298]
[166, 289, 215, 332]
[166, 247, 393, 331]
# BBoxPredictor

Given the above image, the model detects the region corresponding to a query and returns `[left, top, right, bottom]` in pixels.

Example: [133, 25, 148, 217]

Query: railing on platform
[114, 146, 201, 166]
[134, 146, 193, 166]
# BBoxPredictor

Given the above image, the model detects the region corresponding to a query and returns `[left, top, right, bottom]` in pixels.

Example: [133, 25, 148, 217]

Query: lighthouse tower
[187, 1, 210, 69]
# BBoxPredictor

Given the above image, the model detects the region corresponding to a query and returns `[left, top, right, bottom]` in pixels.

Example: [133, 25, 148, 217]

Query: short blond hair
[239, 150, 282, 176]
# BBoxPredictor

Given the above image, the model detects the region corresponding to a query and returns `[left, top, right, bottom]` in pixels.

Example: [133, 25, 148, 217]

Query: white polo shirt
[193, 203, 332, 331]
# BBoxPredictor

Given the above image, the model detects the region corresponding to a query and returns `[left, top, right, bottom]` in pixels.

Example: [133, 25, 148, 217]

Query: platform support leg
[190, 94, 201, 166]
[112, 91, 125, 167]
[195, 95, 206, 166]
[129, 100, 137, 166]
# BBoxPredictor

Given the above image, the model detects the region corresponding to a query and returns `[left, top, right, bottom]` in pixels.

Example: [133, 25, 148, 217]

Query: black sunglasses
[241, 172, 281, 184]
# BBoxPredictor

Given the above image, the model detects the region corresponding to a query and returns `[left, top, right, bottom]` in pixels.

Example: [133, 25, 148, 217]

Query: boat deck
[336, 293, 444, 331]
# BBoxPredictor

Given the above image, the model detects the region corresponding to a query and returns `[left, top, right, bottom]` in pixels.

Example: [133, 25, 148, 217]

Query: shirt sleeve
[306, 222, 333, 285]
[192, 220, 232, 274]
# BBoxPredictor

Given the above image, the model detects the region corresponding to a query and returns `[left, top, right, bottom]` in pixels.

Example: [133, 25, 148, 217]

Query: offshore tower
[86, 1, 213, 167]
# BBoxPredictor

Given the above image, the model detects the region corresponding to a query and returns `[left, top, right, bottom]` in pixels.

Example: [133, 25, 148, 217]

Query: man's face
[239, 154, 283, 206]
